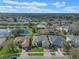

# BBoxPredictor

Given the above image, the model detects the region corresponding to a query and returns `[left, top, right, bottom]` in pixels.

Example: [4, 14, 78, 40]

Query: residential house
[68, 24, 78, 34]
[36, 22, 47, 29]
[48, 35, 65, 47]
[66, 35, 79, 48]
[66, 35, 74, 42]
[14, 37, 29, 49]
[71, 36, 79, 48]
[32, 35, 49, 48]
[56, 26, 69, 32]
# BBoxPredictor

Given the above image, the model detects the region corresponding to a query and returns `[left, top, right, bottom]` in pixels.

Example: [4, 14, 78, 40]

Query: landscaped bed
[28, 48, 43, 56]
[62, 52, 70, 55]
[51, 52, 55, 55]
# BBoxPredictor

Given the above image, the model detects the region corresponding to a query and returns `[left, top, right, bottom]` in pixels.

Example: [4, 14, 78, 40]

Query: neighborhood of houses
[0, 15, 79, 59]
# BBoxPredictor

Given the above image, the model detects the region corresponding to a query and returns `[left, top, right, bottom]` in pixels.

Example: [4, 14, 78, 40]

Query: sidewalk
[18, 49, 29, 59]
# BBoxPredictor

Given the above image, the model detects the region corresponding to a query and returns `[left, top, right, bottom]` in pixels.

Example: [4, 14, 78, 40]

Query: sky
[0, 0, 79, 13]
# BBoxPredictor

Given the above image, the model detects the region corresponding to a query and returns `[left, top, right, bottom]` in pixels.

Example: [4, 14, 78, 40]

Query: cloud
[0, 5, 59, 13]
[3, 0, 47, 6]
[31, 9, 59, 13]
[0, 6, 13, 8]
[14, 5, 59, 13]
[63, 6, 79, 13]
[25, 6, 59, 13]
[52, 2, 66, 7]
[0, 8, 17, 13]
[28, 1, 47, 6]
[3, 0, 28, 5]
[15, 6, 26, 9]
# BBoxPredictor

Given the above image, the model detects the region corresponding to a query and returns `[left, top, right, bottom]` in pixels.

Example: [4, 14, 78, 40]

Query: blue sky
[0, 0, 79, 13]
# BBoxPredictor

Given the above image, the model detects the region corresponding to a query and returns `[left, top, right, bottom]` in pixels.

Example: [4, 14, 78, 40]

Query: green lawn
[50, 48, 55, 52]
[0, 25, 26, 28]
[62, 52, 68, 55]
[28, 48, 43, 56]
[51, 52, 55, 55]
[0, 47, 9, 55]
[0, 46, 21, 56]
[29, 48, 43, 52]
[27, 27, 35, 39]
[50, 48, 56, 55]
[27, 27, 33, 34]
[62, 52, 70, 55]
[28, 53, 43, 56]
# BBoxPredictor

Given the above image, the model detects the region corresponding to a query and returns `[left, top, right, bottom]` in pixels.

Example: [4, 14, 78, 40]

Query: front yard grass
[28, 53, 43, 56]
[50, 48, 56, 55]
[29, 47, 43, 52]
[62, 52, 70, 55]
[28, 48, 43, 56]
[51, 52, 56, 55]
[0, 47, 9, 55]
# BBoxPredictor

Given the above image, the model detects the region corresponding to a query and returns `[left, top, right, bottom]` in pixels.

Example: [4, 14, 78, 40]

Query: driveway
[44, 49, 52, 56]
[55, 48, 63, 56]
[18, 49, 29, 59]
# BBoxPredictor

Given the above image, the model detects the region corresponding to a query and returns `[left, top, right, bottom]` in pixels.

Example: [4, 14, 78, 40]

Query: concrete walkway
[55, 48, 64, 56]
[18, 49, 29, 59]
[44, 49, 52, 56]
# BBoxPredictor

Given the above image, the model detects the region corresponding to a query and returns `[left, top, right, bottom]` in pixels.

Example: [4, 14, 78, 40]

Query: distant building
[36, 24, 46, 29]
[66, 35, 74, 42]
[66, 35, 79, 48]
[36, 22, 47, 29]
[56, 26, 69, 32]
[72, 36, 79, 48]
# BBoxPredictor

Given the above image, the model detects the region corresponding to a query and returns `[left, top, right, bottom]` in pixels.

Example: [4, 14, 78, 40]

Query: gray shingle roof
[48, 35, 65, 46]
[32, 35, 49, 47]
[72, 36, 79, 48]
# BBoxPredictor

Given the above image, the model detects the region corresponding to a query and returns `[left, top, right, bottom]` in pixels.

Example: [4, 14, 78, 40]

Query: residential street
[17, 56, 69, 59]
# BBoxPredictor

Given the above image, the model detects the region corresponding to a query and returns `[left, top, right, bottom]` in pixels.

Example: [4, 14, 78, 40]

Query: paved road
[17, 56, 69, 59]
